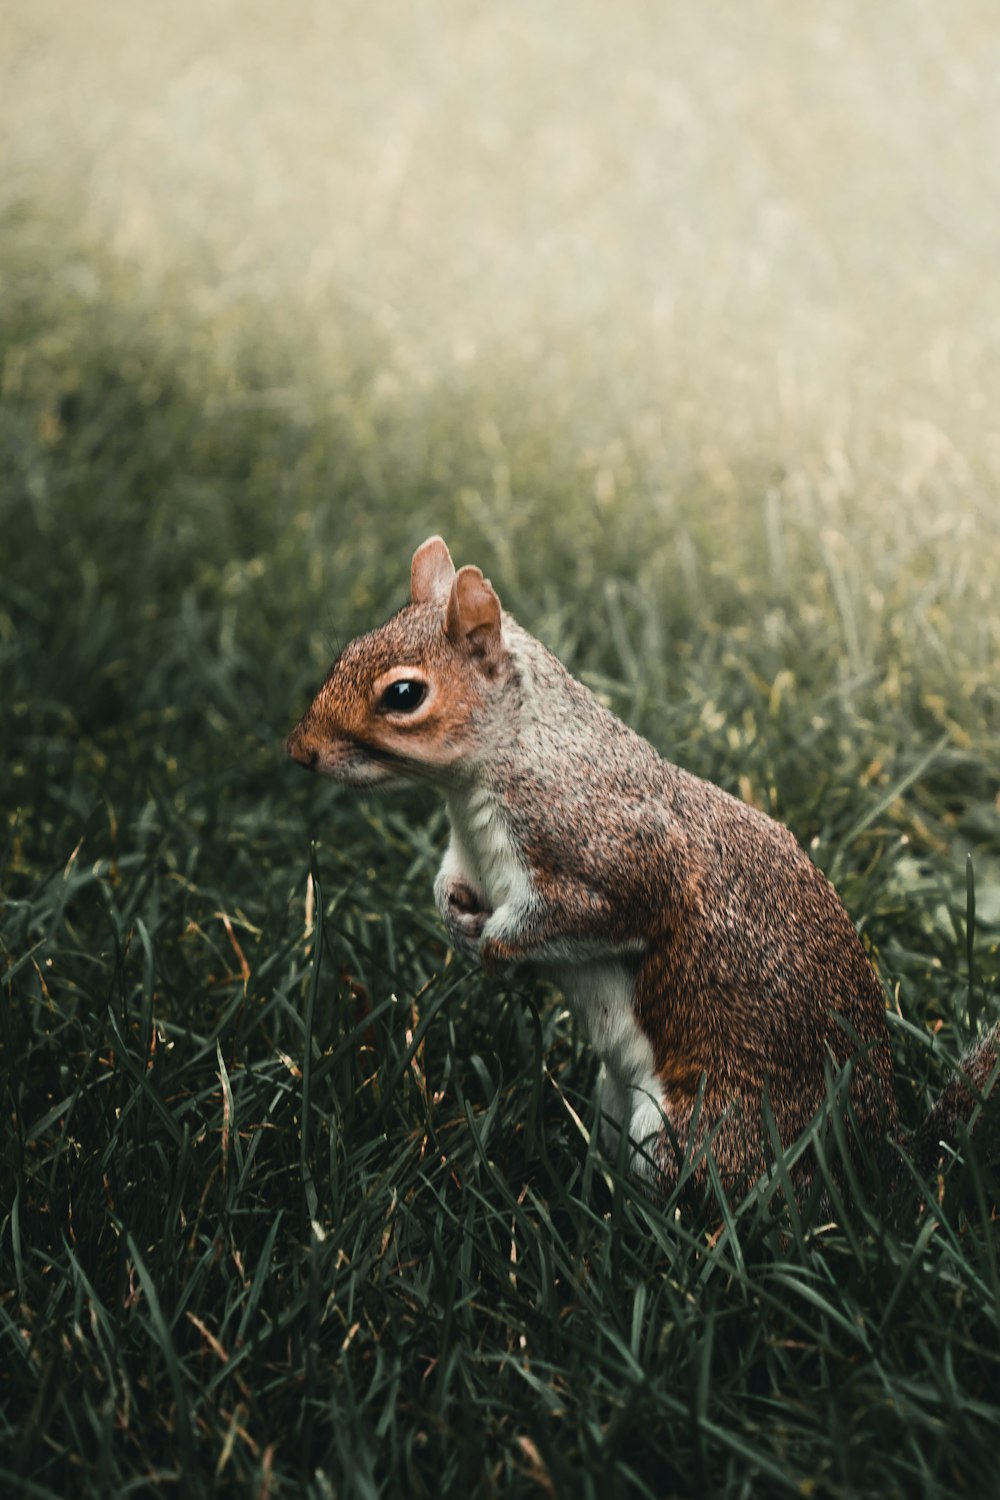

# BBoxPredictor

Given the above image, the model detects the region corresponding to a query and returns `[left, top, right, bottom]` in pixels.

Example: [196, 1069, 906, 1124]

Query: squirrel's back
[492, 621, 896, 1183]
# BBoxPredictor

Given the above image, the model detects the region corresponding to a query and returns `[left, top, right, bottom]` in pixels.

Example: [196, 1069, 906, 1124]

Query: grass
[2, 280, 998, 1500]
[3, 2, 1000, 1494]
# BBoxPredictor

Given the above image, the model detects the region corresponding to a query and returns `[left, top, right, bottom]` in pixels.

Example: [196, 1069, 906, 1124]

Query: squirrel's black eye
[380, 679, 427, 714]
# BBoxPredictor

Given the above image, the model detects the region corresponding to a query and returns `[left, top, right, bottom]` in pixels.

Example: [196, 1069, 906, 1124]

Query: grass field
[3, 2, 1000, 1495]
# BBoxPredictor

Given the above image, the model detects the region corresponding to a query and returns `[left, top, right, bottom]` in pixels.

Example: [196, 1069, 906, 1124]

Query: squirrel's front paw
[440, 878, 491, 959]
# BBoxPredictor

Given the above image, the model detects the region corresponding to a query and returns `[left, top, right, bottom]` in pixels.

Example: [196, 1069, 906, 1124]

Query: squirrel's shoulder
[498, 619, 798, 859]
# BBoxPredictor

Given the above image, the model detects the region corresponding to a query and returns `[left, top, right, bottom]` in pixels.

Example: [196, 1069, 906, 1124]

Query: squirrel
[287, 535, 997, 1198]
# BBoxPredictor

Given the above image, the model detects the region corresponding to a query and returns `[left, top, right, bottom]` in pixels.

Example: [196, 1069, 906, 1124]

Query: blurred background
[6, 0, 1000, 547]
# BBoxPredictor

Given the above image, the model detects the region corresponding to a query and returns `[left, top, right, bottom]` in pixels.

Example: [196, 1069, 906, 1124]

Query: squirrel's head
[286, 536, 512, 787]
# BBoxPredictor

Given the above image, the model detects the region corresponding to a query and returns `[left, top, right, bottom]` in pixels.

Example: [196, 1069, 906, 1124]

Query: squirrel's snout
[286, 726, 320, 771]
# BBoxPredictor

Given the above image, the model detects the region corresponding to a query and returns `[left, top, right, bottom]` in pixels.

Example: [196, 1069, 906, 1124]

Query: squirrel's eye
[380, 679, 427, 714]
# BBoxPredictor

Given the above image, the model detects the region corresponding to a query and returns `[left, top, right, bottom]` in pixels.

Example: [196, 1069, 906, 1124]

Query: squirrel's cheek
[380, 714, 476, 769]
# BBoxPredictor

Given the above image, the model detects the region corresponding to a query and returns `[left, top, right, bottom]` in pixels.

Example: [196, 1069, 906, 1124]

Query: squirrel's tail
[911, 1021, 1000, 1179]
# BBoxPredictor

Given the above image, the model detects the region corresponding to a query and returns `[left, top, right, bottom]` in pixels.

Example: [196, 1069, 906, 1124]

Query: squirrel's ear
[445, 566, 503, 661]
[411, 536, 456, 605]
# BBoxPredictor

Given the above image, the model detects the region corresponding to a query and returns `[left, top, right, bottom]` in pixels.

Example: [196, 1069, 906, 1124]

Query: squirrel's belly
[558, 960, 667, 1174]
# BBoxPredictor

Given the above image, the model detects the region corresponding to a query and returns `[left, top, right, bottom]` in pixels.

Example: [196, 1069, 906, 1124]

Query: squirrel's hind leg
[595, 1065, 627, 1159]
[594, 1065, 681, 1190]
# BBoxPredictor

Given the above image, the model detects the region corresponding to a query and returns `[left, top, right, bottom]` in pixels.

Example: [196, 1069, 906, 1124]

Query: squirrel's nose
[286, 727, 320, 770]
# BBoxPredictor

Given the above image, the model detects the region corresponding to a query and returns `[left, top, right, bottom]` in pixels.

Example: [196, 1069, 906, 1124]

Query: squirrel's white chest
[443, 786, 533, 912]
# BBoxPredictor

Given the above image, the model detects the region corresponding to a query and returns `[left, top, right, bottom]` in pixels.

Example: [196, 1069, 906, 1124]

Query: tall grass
[2, 260, 998, 1498]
